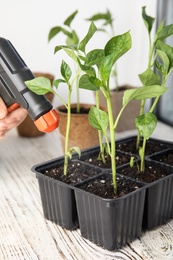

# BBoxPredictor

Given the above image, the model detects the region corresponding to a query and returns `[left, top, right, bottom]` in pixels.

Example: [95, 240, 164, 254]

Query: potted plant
[86, 9, 141, 132]
[25, 10, 173, 250]
[47, 10, 99, 150]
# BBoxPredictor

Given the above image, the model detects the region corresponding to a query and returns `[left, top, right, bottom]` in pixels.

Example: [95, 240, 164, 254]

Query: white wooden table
[0, 123, 173, 260]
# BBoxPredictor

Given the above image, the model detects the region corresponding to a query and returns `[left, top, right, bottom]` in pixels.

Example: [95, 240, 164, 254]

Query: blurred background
[1, 0, 157, 106]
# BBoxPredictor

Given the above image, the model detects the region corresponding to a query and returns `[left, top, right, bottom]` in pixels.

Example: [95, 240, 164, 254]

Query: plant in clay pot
[47, 10, 100, 150]
[17, 72, 55, 137]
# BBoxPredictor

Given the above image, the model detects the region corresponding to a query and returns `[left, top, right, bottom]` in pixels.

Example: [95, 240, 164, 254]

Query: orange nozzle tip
[7, 103, 20, 112]
[34, 109, 60, 133]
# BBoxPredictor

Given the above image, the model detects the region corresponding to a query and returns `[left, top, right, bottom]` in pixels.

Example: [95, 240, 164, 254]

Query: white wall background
[1, 0, 157, 106]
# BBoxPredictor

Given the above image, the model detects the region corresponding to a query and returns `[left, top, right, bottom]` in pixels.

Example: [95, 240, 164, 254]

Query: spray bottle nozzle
[34, 109, 60, 133]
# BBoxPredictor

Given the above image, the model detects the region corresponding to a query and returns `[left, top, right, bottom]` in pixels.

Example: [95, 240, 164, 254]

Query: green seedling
[25, 60, 81, 175]
[135, 6, 173, 172]
[48, 11, 97, 113]
[78, 30, 167, 193]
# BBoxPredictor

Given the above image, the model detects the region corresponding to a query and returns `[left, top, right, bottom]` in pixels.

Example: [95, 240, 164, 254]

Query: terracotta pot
[99, 85, 141, 132]
[56, 103, 99, 150]
[17, 72, 54, 137]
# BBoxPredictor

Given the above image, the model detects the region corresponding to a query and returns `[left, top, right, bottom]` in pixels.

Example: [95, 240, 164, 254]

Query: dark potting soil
[81, 151, 131, 168]
[117, 138, 168, 156]
[152, 151, 173, 166]
[60, 107, 90, 114]
[42, 160, 101, 185]
[41, 159, 142, 199]
[118, 162, 168, 183]
[78, 175, 142, 199]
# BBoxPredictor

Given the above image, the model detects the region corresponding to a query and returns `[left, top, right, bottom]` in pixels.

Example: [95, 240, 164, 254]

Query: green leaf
[156, 40, 173, 70]
[48, 26, 72, 42]
[25, 77, 53, 95]
[86, 9, 112, 23]
[66, 146, 81, 159]
[79, 74, 100, 91]
[54, 45, 79, 65]
[104, 31, 132, 61]
[80, 64, 96, 77]
[60, 60, 72, 81]
[78, 22, 97, 53]
[54, 44, 77, 54]
[138, 69, 160, 86]
[66, 30, 79, 45]
[155, 19, 164, 35]
[123, 85, 167, 106]
[155, 60, 165, 74]
[64, 10, 78, 27]
[99, 32, 132, 82]
[156, 49, 170, 74]
[99, 53, 117, 82]
[142, 6, 155, 34]
[85, 49, 105, 66]
[53, 78, 66, 88]
[156, 23, 173, 41]
[88, 106, 108, 133]
[135, 112, 157, 140]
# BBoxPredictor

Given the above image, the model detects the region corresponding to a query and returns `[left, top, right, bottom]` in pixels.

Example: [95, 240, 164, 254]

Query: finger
[0, 121, 8, 138]
[5, 107, 28, 125]
[0, 97, 8, 119]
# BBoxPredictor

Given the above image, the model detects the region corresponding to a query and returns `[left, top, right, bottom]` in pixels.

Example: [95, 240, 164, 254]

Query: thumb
[0, 97, 8, 119]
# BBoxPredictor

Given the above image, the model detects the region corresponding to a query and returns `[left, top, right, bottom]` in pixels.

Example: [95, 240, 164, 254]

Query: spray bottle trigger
[7, 103, 20, 112]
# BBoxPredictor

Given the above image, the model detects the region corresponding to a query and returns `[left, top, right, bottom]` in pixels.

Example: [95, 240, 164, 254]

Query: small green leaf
[104, 31, 132, 61]
[156, 40, 173, 70]
[99, 53, 117, 82]
[88, 106, 108, 133]
[155, 60, 165, 75]
[142, 6, 155, 34]
[64, 10, 78, 27]
[53, 79, 66, 88]
[99, 31, 132, 82]
[79, 74, 100, 91]
[156, 49, 170, 74]
[78, 22, 97, 53]
[135, 112, 157, 140]
[86, 9, 113, 26]
[60, 60, 72, 81]
[156, 23, 173, 41]
[123, 85, 167, 106]
[48, 26, 72, 42]
[66, 146, 81, 159]
[85, 49, 105, 66]
[66, 30, 79, 45]
[80, 64, 96, 77]
[25, 77, 53, 95]
[54, 44, 77, 54]
[155, 19, 164, 35]
[138, 69, 160, 86]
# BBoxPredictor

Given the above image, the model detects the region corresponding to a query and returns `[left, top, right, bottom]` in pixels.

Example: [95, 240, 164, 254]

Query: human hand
[0, 97, 28, 138]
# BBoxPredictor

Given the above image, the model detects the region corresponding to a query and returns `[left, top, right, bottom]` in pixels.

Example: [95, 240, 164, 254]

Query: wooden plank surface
[0, 125, 173, 260]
